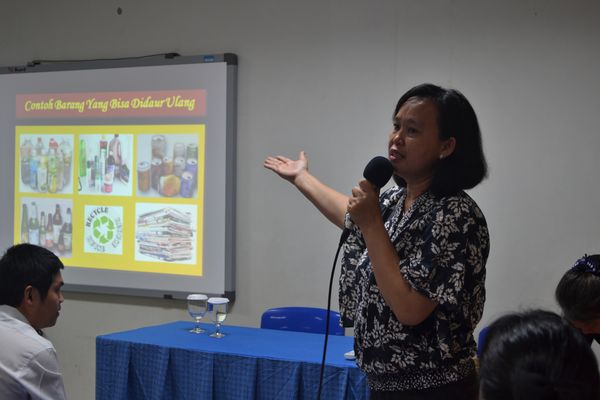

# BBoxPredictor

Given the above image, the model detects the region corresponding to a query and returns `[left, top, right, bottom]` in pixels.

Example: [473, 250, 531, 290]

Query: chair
[477, 325, 490, 358]
[260, 306, 345, 336]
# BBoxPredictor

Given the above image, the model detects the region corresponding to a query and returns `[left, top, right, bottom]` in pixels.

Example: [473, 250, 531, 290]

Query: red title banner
[16, 89, 206, 118]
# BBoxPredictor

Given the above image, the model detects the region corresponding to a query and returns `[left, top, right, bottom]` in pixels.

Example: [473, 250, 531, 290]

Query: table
[96, 321, 369, 400]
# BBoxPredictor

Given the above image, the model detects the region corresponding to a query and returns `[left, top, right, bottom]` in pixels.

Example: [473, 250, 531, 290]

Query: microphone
[339, 156, 394, 245]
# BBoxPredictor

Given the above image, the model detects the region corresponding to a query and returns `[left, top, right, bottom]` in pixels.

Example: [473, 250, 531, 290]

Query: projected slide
[2, 56, 236, 298]
[13, 90, 206, 277]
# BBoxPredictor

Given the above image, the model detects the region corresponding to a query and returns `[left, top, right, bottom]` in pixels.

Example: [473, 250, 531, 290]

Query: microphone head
[363, 156, 394, 188]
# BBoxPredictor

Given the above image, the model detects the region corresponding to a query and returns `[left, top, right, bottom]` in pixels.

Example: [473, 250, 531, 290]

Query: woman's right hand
[264, 150, 348, 228]
[263, 151, 308, 185]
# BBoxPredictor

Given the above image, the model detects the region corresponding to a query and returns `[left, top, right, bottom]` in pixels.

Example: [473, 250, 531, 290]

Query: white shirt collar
[0, 304, 31, 325]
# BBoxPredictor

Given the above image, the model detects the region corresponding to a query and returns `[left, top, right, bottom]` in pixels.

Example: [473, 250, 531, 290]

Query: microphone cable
[316, 233, 347, 400]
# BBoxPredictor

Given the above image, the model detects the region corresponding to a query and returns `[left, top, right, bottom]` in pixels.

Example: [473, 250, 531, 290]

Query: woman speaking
[264, 83, 489, 399]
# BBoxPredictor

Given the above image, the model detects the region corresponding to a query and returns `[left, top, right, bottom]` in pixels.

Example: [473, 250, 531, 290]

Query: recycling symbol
[92, 215, 115, 245]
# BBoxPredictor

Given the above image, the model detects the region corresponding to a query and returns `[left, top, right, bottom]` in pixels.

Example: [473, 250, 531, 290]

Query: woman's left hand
[347, 179, 382, 230]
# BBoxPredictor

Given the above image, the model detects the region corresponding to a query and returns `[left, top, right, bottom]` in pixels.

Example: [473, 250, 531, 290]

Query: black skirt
[369, 371, 478, 400]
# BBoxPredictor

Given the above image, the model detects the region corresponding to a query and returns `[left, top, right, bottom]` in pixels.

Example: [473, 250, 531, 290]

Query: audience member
[479, 309, 600, 400]
[556, 253, 600, 344]
[0, 243, 66, 400]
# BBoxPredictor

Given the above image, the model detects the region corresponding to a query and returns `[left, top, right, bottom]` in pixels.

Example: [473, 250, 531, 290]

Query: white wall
[2, 1, 600, 398]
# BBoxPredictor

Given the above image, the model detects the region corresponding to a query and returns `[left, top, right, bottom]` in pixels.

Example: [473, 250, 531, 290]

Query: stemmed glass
[208, 297, 229, 338]
[187, 294, 208, 333]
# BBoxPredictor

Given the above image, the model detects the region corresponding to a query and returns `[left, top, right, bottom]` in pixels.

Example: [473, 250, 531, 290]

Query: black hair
[480, 309, 600, 400]
[556, 254, 600, 322]
[392, 83, 488, 197]
[0, 243, 64, 306]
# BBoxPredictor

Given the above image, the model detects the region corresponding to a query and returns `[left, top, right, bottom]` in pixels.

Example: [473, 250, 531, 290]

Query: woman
[479, 309, 600, 400]
[264, 83, 489, 399]
[556, 254, 600, 344]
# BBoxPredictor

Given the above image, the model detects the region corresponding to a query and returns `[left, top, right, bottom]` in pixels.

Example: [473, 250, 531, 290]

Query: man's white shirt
[0, 305, 66, 400]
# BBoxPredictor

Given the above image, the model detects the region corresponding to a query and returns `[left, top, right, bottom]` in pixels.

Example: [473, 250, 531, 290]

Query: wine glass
[187, 294, 208, 333]
[208, 297, 229, 338]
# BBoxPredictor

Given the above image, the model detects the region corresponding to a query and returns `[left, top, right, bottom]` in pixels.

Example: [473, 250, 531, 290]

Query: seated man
[0, 243, 66, 399]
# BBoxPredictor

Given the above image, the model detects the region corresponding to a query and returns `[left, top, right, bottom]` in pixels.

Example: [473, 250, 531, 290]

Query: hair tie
[571, 254, 600, 275]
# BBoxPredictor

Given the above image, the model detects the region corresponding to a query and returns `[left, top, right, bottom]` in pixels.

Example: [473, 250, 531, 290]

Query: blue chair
[477, 325, 490, 358]
[260, 306, 345, 336]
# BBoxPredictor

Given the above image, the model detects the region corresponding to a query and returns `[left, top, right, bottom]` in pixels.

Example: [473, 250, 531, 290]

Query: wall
[1, 1, 599, 398]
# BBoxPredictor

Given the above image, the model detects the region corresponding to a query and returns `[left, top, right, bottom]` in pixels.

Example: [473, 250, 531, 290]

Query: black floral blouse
[339, 186, 489, 391]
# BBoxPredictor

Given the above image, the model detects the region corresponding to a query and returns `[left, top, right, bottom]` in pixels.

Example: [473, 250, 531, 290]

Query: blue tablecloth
[96, 321, 369, 400]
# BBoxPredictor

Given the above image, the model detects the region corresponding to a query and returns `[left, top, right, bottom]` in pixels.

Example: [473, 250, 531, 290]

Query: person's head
[479, 309, 600, 400]
[389, 83, 487, 196]
[556, 254, 600, 338]
[0, 243, 64, 330]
